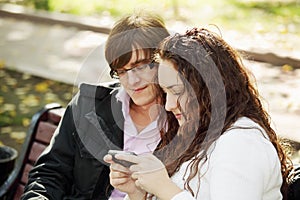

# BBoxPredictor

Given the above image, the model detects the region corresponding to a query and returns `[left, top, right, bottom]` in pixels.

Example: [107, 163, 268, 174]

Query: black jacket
[22, 82, 125, 199]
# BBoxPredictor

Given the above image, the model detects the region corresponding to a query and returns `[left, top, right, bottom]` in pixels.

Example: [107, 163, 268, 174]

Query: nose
[126, 70, 141, 85]
[165, 93, 178, 112]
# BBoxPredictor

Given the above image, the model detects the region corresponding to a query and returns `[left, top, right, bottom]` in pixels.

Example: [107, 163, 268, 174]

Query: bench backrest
[0, 103, 64, 200]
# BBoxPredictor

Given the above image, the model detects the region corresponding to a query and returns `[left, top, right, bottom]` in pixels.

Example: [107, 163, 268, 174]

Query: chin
[131, 94, 157, 107]
[178, 119, 185, 126]
[132, 93, 157, 105]
[133, 99, 155, 106]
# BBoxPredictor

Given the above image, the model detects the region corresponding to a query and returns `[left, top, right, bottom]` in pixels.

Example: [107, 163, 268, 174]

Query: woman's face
[158, 59, 187, 126]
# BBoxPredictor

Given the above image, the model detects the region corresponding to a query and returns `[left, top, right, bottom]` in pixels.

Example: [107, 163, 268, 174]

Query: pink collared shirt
[109, 88, 162, 200]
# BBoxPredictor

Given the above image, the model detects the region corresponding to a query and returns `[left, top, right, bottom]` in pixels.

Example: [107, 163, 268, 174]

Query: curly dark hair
[155, 27, 293, 199]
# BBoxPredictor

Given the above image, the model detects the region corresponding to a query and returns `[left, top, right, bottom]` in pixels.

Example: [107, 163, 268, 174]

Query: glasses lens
[149, 62, 158, 69]
[113, 61, 157, 79]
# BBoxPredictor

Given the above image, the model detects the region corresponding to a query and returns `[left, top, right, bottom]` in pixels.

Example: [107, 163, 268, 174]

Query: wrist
[128, 189, 146, 200]
[156, 180, 182, 200]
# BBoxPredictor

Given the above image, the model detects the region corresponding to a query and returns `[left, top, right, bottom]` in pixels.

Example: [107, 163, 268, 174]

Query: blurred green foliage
[0, 67, 77, 149]
[2, 0, 299, 34]
[0, 68, 76, 127]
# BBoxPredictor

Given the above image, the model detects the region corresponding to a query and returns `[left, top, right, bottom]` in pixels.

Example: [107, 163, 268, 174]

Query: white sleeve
[208, 129, 281, 200]
[171, 190, 196, 200]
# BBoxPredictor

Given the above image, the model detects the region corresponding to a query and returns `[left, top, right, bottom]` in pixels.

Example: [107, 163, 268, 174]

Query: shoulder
[211, 117, 279, 165]
[78, 81, 120, 100]
[218, 117, 270, 145]
[216, 117, 272, 147]
[67, 81, 121, 117]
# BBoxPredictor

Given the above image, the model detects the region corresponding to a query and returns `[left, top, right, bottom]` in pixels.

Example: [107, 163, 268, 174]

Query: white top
[170, 117, 283, 200]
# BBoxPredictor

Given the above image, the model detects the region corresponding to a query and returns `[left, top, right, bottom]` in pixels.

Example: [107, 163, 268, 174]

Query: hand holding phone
[108, 150, 137, 168]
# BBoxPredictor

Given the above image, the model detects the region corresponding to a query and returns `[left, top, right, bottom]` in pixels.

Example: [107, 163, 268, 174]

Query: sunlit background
[0, 0, 299, 162]
[2, 0, 299, 33]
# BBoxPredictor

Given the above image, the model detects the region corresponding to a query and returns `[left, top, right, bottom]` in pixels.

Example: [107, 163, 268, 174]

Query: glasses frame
[110, 61, 158, 79]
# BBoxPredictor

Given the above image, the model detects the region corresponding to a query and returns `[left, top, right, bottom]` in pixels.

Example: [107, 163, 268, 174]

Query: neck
[129, 99, 161, 132]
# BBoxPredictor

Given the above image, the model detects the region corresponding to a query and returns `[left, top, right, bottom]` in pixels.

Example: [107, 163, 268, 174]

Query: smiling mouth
[133, 85, 147, 92]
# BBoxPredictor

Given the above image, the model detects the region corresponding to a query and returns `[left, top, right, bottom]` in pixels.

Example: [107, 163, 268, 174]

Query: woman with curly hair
[105, 27, 292, 200]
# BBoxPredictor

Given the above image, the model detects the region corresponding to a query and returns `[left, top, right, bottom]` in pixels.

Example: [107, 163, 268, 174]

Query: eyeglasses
[110, 61, 158, 79]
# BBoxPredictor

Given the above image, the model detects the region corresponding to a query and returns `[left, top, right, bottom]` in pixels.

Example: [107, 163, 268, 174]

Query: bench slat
[35, 121, 57, 144]
[13, 184, 24, 200]
[28, 142, 47, 163]
[21, 164, 33, 184]
[48, 108, 65, 123]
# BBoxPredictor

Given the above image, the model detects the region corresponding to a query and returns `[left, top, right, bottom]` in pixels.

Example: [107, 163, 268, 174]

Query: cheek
[158, 69, 164, 85]
[178, 93, 188, 112]
[118, 78, 128, 87]
[144, 68, 158, 83]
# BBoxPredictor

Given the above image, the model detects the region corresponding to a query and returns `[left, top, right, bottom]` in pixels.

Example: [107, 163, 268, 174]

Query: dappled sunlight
[63, 31, 107, 56]
[6, 29, 32, 41]
[0, 67, 76, 151]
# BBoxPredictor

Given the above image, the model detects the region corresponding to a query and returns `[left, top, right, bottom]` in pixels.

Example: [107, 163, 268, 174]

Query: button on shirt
[109, 88, 162, 200]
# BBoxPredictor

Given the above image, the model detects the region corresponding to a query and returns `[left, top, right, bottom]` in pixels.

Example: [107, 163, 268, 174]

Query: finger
[110, 162, 131, 173]
[110, 177, 131, 186]
[103, 154, 113, 164]
[131, 172, 139, 180]
[115, 153, 140, 164]
[110, 170, 130, 179]
[139, 153, 163, 163]
[134, 179, 144, 191]
[129, 163, 142, 172]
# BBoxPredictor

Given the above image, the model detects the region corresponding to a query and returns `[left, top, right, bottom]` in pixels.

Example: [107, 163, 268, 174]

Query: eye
[136, 64, 148, 71]
[172, 91, 182, 96]
[170, 87, 184, 96]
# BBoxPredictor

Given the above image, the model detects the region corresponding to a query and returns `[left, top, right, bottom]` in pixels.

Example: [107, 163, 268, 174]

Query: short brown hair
[105, 11, 169, 70]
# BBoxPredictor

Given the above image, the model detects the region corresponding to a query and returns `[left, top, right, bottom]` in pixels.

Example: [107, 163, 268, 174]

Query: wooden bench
[0, 103, 65, 200]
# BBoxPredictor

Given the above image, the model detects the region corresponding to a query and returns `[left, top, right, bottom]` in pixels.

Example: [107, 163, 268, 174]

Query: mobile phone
[108, 150, 137, 168]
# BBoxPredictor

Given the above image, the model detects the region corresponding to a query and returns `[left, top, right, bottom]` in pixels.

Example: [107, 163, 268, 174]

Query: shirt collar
[116, 87, 129, 103]
[116, 87, 131, 118]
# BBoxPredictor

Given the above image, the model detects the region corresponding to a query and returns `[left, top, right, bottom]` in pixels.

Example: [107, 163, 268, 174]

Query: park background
[0, 0, 300, 163]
